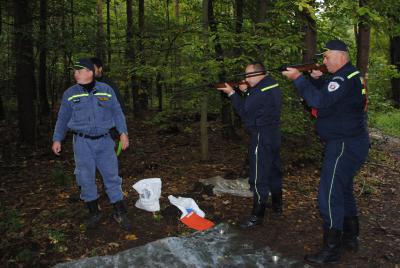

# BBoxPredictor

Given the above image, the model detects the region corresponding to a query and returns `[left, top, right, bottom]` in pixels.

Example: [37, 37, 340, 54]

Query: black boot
[271, 190, 283, 214]
[112, 200, 133, 231]
[240, 198, 266, 229]
[85, 199, 102, 229]
[305, 228, 342, 264]
[343, 216, 359, 252]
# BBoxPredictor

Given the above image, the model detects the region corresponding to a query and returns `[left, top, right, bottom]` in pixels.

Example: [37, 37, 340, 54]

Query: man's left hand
[120, 133, 129, 150]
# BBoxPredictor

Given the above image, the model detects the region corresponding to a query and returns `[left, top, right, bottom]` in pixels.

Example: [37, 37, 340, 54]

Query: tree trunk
[0, 0, 4, 120]
[14, 0, 37, 145]
[106, 0, 111, 64]
[126, 0, 141, 117]
[39, 0, 50, 117]
[200, 0, 209, 161]
[173, 0, 179, 19]
[96, 0, 106, 60]
[301, 1, 317, 63]
[156, 73, 163, 111]
[356, 0, 371, 77]
[390, 36, 400, 107]
[138, 0, 148, 111]
[256, 0, 267, 24]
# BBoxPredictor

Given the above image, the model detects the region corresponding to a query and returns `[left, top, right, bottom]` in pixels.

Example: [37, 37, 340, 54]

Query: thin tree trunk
[356, 0, 371, 77]
[173, 0, 179, 19]
[0, 0, 4, 120]
[14, 0, 37, 145]
[126, 0, 141, 117]
[200, 0, 209, 161]
[106, 0, 111, 64]
[390, 36, 400, 107]
[96, 0, 106, 60]
[138, 0, 148, 111]
[39, 0, 50, 117]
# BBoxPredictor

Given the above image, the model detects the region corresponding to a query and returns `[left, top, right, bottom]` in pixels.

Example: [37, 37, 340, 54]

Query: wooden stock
[214, 81, 250, 88]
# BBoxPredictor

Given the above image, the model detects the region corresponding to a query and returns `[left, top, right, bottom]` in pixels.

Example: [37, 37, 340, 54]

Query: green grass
[369, 110, 400, 137]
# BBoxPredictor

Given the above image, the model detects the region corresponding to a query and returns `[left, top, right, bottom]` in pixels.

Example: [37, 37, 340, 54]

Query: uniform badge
[98, 97, 110, 101]
[72, 98, 80, 103]
[327, 81, 340, 92]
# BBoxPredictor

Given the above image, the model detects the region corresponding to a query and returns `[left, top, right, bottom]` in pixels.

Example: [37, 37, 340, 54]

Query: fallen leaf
[125, 234, 138, 241]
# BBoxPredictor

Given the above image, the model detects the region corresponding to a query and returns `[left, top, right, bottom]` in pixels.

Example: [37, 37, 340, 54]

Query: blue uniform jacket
[53, 81, 127, 142]
[230, 76, 282, 133]
[293, 62, 367, 142]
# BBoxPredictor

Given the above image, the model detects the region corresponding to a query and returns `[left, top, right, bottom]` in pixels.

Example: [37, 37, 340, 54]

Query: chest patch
[72, 98, 80, 103]
[98, 97, 110, 101]
[327, 81, 340, 92]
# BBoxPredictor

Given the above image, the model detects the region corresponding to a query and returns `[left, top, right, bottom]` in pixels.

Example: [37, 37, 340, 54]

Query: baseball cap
[316, 39, 348, 55]
[71, 58, 95, 72]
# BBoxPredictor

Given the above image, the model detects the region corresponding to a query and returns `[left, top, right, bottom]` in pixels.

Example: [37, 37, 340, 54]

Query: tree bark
[13, 0, 37, 145]
[390, 36, 400, 107]
[0, 0, 4, 120]
[106, 0, 111, 64]
[301, 1, 317, 63]
[356, 0, 371, 77]
[39, 0, 50, 117]
[200, 0, 209, 161]
[138, 0, 148, 111]
[126, 0, 141, 117]
[96, 0, 106, 60]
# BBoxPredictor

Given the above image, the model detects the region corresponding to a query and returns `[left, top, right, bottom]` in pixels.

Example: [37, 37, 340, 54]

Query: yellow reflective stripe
[68, 94, 89, 101]
[94, 92, 112, 98]
[261, 83, 279, 92]
[362, 88, 366, 95]
[347, 71, 360, 79]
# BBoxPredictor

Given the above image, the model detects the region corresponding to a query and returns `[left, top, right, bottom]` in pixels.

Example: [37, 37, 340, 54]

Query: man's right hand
[52, 141, 62, 155]
[310, 69, 323, 79]
[217, 83, 235, 95]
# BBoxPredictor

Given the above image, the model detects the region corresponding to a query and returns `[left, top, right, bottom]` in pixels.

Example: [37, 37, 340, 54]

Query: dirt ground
[1, 114, 399, 267]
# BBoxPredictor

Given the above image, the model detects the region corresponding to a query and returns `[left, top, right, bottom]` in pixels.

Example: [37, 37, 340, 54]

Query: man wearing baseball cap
[52, 58, 132, 232]
[282, 40, 369, 264]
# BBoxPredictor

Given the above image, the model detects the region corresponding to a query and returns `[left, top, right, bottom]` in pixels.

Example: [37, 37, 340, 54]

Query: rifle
[277, 62, 328, 73]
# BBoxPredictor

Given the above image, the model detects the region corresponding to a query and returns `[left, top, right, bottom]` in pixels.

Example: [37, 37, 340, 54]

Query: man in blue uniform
[282, 40, 369, 264]
[218, 62, 283, 229]
[52, 58, 132, 231]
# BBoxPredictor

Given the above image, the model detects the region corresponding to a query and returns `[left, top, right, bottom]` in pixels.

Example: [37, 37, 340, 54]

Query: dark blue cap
[72, 58, 94, 72]
[325, 39, 348, 51]
[316, 39, 348, 55]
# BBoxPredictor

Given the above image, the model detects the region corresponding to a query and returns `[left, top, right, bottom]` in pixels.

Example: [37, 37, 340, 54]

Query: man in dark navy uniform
[218, 62, 283, 229]
[282, 40, 369, 264]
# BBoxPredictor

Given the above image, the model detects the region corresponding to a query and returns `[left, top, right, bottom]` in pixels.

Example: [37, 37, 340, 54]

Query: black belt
[73, 132, 109, 140]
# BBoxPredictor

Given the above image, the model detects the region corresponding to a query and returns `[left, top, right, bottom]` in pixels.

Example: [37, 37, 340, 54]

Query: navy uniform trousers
[248, 126, 282, 204]
[319, 133, 369, 230]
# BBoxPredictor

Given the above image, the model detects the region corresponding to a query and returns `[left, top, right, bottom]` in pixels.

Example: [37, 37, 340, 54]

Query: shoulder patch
[327, 81, 340, 92]
[332, 76, 345, 82]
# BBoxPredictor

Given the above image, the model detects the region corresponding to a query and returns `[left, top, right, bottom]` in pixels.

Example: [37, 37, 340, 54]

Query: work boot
[305, 228, 342, 264]
[112, 200, 133, 231]
[343, 216, 359, 252]
[85, 199, 102, 229]
[240, 198, 266, 229]
[271, 190, 283, 214]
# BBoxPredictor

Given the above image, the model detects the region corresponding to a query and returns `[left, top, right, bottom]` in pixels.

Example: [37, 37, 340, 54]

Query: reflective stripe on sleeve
[261, 83, 279, 92]
[347, 71, 360, 79]
[94, 92, 112, 98]
[68, 93, 89, 101]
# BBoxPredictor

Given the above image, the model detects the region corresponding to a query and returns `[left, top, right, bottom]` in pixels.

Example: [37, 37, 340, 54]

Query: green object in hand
[116, 141, 122, 156]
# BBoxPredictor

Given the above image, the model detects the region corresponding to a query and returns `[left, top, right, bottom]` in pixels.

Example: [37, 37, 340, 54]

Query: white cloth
[168, 195, 205, 219]
[132, 178, 162, 212]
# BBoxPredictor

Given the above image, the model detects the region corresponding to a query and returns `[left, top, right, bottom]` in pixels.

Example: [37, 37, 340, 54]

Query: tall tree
[13, 0, 36, 144]
[390, 36, 400, 107]
[96, 0, 106, 60]
[39, 0, 50, 117]
[106, 0, 111, 64]
[301, 1, 317, 63]
[173, 0, 179, 19]
[138, 0, 148, 111]
[0, 0, 4, 120]
[126, 0, 141, 117]
[200, 0, 209, 161]
[355, 0, 371, 77]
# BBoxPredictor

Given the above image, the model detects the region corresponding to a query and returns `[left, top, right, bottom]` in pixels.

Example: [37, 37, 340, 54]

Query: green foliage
[369, 111, 400, 137]
[51, 165, 73, 186]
